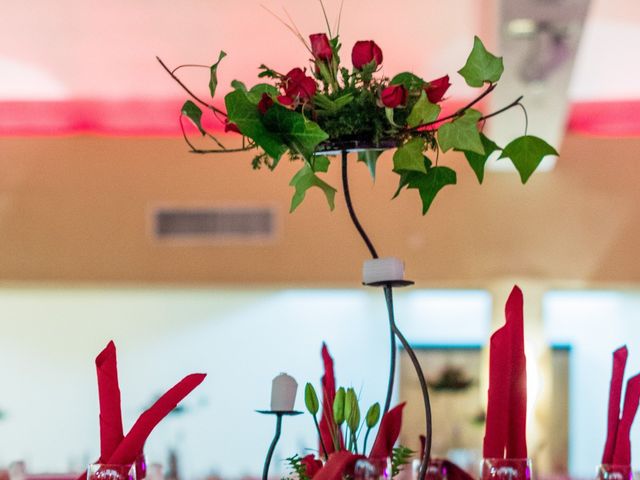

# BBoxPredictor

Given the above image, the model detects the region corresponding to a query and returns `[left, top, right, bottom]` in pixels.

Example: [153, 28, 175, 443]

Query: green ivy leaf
[263, 104, 329, 161]
[437, 109, 484, 154]
[247, 83, 279, 103]
[499, 135, 558, 183]
[463, 134, 501, 184]
[385, 107, 402, 128]
[407, 91, 441, 128]
[181, 100, 206, 136]
[458, 36, 504, 87]
[304, 383, 319, 415]
[312, 155, 330, 173]
[225, 90, 287, 165]
[390, 72, 427, 90]
[358, 150, 383, 180]
[365, 402, 381, 428]
[393, 138, 426, 173]
[333, 387, 346, 425]
[394, 157, 457, 215]
[208, 51, 227, 98]
[289, 163, 337, 212]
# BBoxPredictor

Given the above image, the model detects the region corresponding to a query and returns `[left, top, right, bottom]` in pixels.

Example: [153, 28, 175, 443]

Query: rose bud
[257, 93, 274, 114]
[310, 33, 332, 61]
[281, 67, 317, 101]
[425, 75, 451, 103]
[381, 84, 408, 108]
[351, 40, 383, 70]
[224, 120, 241, 134]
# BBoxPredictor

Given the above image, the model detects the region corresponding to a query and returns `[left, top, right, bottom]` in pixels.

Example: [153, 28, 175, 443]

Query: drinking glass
[481, 458, 532, 480]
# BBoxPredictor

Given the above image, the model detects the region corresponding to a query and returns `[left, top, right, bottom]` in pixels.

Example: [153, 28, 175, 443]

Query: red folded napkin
[602, 347, 628, 464]
[96, 341, 124, 462]
[80, 341, 206, 479]
[601, 346, 640, 466]
[483, 285, 527, 459]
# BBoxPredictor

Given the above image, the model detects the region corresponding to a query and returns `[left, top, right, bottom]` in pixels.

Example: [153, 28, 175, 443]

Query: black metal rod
[386, 284, 431, 480]
[340, 150, 379, 259]
[382, 286, 397, 416]
[262, 413, 283, 480]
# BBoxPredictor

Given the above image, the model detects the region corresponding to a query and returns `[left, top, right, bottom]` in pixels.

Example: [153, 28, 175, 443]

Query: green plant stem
[312, 415, 329, 459]
[362, 427, 371, 454]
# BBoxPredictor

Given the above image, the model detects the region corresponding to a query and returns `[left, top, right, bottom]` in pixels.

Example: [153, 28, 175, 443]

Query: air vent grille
[153, 207, 276, 241]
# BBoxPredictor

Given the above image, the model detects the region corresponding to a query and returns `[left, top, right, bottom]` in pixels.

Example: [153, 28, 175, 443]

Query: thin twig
[334, 0, 345, 35]
[517, 102, 529, 135]
[188, 146, 257, 154]
[171, 64, 209, 75]
[318, 0, 333, 37]
[407, 83, 497, 132]
[157, 56, 227, 117]
[283, 7, 313, 53]
[479, 95, 524, 122]
[261, 5, 312, 54]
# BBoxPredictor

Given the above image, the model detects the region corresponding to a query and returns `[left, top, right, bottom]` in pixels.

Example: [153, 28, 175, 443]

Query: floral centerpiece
[159, 4, 557, 215]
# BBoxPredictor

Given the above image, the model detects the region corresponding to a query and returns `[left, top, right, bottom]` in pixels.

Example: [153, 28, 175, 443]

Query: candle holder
[257, 409, 303, 480]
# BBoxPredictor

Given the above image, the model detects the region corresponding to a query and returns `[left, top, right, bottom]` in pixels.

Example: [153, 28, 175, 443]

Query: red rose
[281, 68, 317, 103]
[224, 120, 241, 134]
[381, 84, 407, 108]
[351, 40, 383, 70]
[257, 93, 274, 114]
[425, 75, 451, 103]
[300, 455, 323, 479]
[310, 33, 332, 61]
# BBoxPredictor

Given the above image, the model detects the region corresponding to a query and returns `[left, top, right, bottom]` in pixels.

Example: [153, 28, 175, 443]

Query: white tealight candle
[270, 373, 298, 411]
[362, 257, 405, 284]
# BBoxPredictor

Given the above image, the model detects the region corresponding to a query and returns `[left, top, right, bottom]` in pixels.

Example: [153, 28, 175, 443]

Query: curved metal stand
[257, 410, 302, 480]
[340, 150, 432, 480]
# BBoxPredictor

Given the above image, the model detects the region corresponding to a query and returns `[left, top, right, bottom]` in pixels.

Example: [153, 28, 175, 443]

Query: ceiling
[1, 0, 639, 102]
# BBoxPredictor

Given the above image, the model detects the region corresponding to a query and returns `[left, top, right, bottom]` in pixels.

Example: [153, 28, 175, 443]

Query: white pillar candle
[362, 257, 405, 284]
[270, 373, 298, 411]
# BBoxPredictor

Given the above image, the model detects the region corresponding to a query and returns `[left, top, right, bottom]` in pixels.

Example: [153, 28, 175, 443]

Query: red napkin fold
[107, 373, 206, 465]
[602, 347, 628, 464]
[369, 403, 405, 460]
[80, 341, 206, 480]
[483, 285, 527, 459]
[319, 344, 343, 455]
[611, 373, 640, 466]
[96, 341, 124, 462]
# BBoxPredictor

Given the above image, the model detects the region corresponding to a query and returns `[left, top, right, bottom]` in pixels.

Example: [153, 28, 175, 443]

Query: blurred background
[1, 0, 639, 480]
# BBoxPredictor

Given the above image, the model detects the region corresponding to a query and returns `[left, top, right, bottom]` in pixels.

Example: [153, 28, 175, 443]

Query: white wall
[0, 288, 491, 480]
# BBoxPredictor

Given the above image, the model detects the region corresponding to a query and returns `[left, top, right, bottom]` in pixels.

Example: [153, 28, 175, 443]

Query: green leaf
[385, 107, 402, 128]
[393, 138, 426, 173]
[407, 91, 441, 128]
[458, 36, 504, 87]
[258, 64, 279, 79]
[208, 51, 227, 97]
[365, 403, 381, 428]
[314, 93, 354, 115]
[358, 150, 383, 180]
[499, 135, 558, 183]
[225, 90, 288, 164]
[230, 80, 248, 92]
[181, 100, 206, 136]
[437, 109, 484, 154]
[263, 104, 329, 161]
[289, 163, 337, 212]
[248, 83, 279, 103]
[390, 72, 427, 90]
[394, 157, 457, 215]
[312, 155, 330, 173]
[391, 446, 415, 477]
[304, 383, 320, 415]
[333, 387, 346, 425]
[463, 134, 501, 184]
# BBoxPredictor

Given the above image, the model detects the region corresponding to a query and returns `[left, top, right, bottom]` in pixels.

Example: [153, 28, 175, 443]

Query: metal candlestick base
[257, 410, 303, 480]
